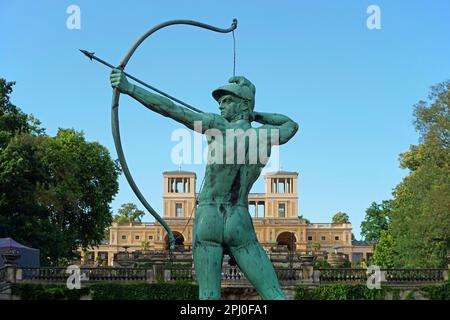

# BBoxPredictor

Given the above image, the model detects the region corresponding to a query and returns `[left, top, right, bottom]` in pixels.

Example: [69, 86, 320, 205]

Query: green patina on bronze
[100, 19, 298, 300]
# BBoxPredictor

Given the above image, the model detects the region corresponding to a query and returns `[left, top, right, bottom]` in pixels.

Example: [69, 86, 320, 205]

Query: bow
[84, 19, 238, 250]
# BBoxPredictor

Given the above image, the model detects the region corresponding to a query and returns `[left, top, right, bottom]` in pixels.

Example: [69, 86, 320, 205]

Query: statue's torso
[198, 122, 271, 207]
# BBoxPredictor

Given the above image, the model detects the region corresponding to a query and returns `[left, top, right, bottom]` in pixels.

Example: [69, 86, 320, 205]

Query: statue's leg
[223, 206, 286, 300]
[193, 240, 223, 300]
[230, 241, 286, 300]
[193, 204, 224, 300]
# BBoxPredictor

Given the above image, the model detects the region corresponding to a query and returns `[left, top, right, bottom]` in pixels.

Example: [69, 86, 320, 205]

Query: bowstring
[232, 30, 236, 77]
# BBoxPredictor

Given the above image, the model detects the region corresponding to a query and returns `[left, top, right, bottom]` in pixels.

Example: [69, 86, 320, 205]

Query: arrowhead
[79, 49, 95, 61]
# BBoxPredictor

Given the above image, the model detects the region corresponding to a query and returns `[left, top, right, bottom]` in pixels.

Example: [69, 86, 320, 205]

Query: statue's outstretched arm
[253, 111, 299, 145]
[110, 69, 218, 132]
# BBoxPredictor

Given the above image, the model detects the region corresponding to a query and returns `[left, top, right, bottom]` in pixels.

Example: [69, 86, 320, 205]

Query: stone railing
[264, 219, 300, 225]
[1, 265, 447, 289]
[166, 266, 193, 282]
[317, 268, 448, 284]
[165, 266, 303, 285]
[84, 268, 148, 281]
[318, 268, 368, 283]
[221, 266, 247, 284]
[164, 266, 249, 284]
[20, 267, 150, 282]
[308, 223, 351, 229]
[21, 267, 68, 281]
[383, 269, 446, 284]
[276, 268, 302, 284]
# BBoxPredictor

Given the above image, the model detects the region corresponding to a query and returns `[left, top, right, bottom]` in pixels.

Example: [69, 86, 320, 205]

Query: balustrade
[4, 266, 447, 286]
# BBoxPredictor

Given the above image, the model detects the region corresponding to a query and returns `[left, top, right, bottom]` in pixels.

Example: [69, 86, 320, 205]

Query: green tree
[0, 79, 121, 265]
[360, 200, 391, 242]
[389, 80, 450, 268]
[0, 133, 49, 252]
[113, 203, 145, 224]
[372, 230, 395, 268]
[36, 129, 121, 263]
[332, 212, 350, 224]
[0, 79, 49, 257]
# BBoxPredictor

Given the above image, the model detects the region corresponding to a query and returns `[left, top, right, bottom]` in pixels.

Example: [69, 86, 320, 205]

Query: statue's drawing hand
[110, 69, 132, 93]
[248, 111, 255, 122]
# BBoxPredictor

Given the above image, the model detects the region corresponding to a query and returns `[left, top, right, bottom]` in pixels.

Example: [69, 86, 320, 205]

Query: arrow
[79, 49, 203, 113]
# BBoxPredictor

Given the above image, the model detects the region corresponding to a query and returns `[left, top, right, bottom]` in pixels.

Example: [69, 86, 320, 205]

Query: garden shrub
[13, 283, 89, 300]
[90, 282, 198, 300]
[13, 282, 198, 300]
[421, 282, 450, 300]
[294, 284, 386, 300]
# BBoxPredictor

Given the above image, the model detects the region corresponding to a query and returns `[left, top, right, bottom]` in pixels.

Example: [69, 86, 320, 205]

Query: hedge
[12, 282, 198, 300]
[295, 283, 450, 300]
[12, 282, 449, 300]
[90, 282, 198, 300]
[12, 283, 90, 300]
[295, 284, 387, 300]
[421, 282, 450, 300]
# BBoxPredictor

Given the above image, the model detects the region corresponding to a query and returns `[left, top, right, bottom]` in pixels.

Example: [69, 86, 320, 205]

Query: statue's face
[218, 94, 247, 121]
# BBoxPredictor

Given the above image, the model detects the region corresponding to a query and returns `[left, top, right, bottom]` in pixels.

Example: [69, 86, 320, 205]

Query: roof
[352, 240, 377, 246]
[265, 170, 298, 176]
[163, 170, 298, 177]
[0, 237, 39, 251]
[163, 171, 197, 176]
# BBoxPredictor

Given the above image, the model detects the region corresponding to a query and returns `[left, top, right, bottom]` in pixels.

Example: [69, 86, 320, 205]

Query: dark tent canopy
[0, 238, 40, 267]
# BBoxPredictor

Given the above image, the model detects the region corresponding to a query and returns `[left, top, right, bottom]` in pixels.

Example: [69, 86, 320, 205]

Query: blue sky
[1, 1, 449, 238]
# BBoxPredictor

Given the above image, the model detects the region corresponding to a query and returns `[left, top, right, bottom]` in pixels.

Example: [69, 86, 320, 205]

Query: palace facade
[83, 170, 373, 266]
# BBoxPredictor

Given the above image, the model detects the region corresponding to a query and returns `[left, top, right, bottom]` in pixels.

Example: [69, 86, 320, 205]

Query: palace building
[83, 170, 373, 266]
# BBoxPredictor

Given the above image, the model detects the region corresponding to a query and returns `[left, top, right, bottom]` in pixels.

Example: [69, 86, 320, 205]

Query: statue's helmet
[212, 76, 256, 111]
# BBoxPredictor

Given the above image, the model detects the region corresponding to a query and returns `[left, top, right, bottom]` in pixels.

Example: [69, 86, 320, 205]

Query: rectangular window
[121, 235, 127, 240]
[175, 203, 183, 217]
[321, 236, 326, 241]
[335, 236, 340, 241]
[307, 236, 313, 241]
[135, 235, 140, 240]
[148, 236, 153, 240]
[249, 201, 257, 217]
[183, 178, 190, 193]
[279, 179, 285, 193]
[175, 178, 183, 193]
[278, 203, 286, 218]
[257, 203, 265, 218]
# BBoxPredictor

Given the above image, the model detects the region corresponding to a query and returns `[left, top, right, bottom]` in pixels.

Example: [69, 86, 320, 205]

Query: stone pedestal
[152, 260, 165, 282]
[300, 255, 315, 284]
[145, 269, 154, 283]
[328, 252, 347, 267]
